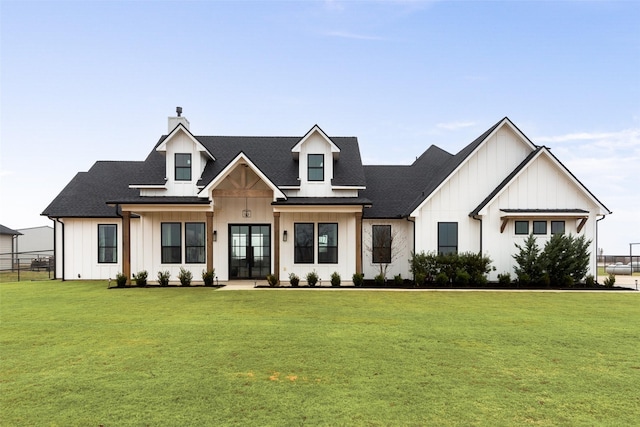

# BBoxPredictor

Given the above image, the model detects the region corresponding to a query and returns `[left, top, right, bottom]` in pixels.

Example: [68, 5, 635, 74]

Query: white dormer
[142, 112, 214, 197]
[288, 125, 341, 197]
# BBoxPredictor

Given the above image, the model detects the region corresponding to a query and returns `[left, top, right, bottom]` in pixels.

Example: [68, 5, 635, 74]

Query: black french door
[228, 225, 271, 280]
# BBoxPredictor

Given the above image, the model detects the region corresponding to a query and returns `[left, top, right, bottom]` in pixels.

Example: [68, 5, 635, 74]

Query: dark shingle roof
[42, 161, 143, 218]
[0, 224, 22, 235]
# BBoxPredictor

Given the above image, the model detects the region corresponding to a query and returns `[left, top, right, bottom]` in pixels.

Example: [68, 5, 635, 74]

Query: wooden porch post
[206, 211, 214, 272]
[122, 210, 131, 285]
[273, 212, 280, 281]
[356, 211, 363, 274]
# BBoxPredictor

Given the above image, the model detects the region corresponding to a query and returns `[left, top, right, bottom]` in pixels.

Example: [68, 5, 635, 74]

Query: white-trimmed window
[308, 154, 324, 181]
[175, 153, 192, 181]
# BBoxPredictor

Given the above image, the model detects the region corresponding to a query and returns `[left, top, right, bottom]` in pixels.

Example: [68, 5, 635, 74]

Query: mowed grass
[1, 282, 639, 426]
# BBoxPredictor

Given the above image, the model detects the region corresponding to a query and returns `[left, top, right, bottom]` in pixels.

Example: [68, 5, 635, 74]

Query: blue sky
[1, 0, 638, 254]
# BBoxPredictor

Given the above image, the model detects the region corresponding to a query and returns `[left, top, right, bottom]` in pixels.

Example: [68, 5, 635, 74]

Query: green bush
[497, 272, 511, 287]
[410, 251, 492, 287]
[435, 272, 449, 287]
[289, 272, 300, 287]
[604, 273, 616, 288]
[414, 272, 426, 287]
[330, 272, 341, 287]
[157, 270, 170, 286]
[352, 272, 364, 287]
[374, 273, 386, 287]
[266, 274, 278, 287]
[178, 267, 192, 286]
[133, 270, 148, 287]
[306, 270, 319, 287]
[202, 269, 215, 286]
[393, 274, 403, 287]
[115, 272, 127, 287]
[454, 269, 471, 286]
[585, 274, 595, 287]
[409, 251, 437, 284]
[513, 234, 544, 285]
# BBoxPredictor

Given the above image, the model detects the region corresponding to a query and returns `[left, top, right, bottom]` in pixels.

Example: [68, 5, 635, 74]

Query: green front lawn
[2, 281, 639, 426]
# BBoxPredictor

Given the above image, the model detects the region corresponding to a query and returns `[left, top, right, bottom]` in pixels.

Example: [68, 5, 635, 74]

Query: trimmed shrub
[454, 268, 471, 286]
[178, 267, 192, 286]
[330, 272, 341, 287]
[393, 274, 403, 287]
[585, 274, 595, 287]
[513, 234, 543, 285]
[414, 272, 426, 287]
[202, 269, 215, 286]
[266, 274, 278, 287]
[604, 273, 616, 288]
[374, 273, 386, 287]
[289, 273, 300, 287]
[115, 272, 127, 287]
[498, 272, 511, 287]
[352, 272, 364, 287]
[306, 270, 319, 287]
[133, 270, 148, 287]
[435, 272, 449, 287]
[157, 270, 170, 286]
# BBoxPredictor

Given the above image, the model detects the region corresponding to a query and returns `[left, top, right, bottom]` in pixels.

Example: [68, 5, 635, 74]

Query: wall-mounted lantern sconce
[213, 230, 217, 242]
[283, 230, 288, 242]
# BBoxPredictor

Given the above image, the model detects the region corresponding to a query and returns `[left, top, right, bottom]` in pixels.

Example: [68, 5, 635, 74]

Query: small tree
[541, 233, 591, 285]
[513, 234, 544, 285]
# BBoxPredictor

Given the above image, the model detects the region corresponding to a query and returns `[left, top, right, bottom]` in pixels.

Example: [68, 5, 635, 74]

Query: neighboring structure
[16, 226, 54, 258]
[0, 224, 21, 271]
[42, 110, 611, 283]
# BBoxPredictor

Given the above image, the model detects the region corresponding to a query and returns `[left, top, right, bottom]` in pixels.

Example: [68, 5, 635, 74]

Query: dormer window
[175, 153, 192, 181]
[308, 154, 324, 181]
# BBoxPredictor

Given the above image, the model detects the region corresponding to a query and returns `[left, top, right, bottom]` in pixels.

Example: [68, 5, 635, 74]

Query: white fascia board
[198, 152, 286, 201]
[500, 211, 588, 219]
[155, 124, 215, 160]
[273, 205, 363, 214]
[410, 118, 535, 217]
[119, 203, 213, 214]
[331, 185, 366, 190]
[279, 186, 301, 190]
[128, 184, 167, 189]
[291, 125, 341, 159]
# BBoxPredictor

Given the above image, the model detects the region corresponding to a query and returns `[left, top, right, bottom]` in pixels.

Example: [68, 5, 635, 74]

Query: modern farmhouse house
[42, 111, 610, 284]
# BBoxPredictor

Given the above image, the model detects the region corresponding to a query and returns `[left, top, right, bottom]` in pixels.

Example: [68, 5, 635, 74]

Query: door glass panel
[229, 225, 270, 279]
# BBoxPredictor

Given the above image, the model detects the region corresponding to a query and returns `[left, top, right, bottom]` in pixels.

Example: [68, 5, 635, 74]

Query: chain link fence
[0, 250, 54, 282]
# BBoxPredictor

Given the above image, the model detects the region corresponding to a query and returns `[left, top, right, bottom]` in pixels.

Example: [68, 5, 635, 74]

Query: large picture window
[185, 223, 205, 264]
[308, 154, 324, 181]
[98, 224, 117, 263]
[161, 223, 182, 263]
[438, 222, 458, 255]
[372, 225, 392, 264]
[175, 153, 192, 181]
[294, 223, 314, 263]
[318, 223, 338, 264]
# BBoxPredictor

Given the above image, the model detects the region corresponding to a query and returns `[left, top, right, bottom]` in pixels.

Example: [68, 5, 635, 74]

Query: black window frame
[307, 154, 324, 182]
[175, 153, 192, 181]
[372, 225, 392, 264]
[551, 220, 565, 235]
[515, 221, 529, 235]
[533, 221, 547, 235]
[161, 222, 182, 264]
[318, 223, 338, 264]
[294, 223, 314, 264]
[438, 222, 458, 255]
[185, 222, 206, 264]
[97, 224, 117, 263]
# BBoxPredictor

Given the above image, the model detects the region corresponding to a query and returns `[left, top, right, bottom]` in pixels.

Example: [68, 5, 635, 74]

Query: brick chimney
[168, 106, 190, 132]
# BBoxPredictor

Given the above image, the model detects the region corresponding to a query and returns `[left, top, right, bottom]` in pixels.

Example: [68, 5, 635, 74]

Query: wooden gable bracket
[500, 217, 509, 233]
[577, 217, 588, 233]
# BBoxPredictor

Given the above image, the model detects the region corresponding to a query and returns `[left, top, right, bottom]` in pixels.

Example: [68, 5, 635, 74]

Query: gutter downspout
[596, 214, 606, 283]
[54, 218, 65, 281]
[406, 216, 416, 280]
[471, 214, 483, 254]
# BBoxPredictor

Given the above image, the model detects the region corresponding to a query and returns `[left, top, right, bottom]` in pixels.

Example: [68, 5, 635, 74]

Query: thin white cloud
[324, 30, 387, 41]
[535, 128, 640, 145]
[436, 120, 477, 131]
